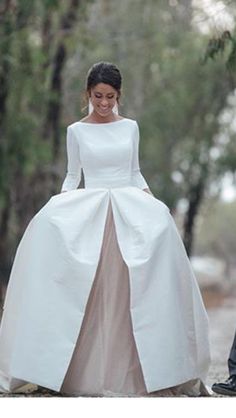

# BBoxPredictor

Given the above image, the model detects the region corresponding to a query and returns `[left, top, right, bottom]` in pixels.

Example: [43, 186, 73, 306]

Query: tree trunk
[0, 1, 15, 289]
[183, 179, 205, 256]
[0, 188, 12, 289]
[42, 0, 81, 194]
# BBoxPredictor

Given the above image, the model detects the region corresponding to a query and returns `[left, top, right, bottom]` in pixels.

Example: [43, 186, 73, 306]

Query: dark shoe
[212, 375, 236, 396]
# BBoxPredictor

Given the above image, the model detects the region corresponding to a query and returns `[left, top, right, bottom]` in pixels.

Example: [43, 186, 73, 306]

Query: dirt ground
[0, 285, 236, 398]
[202, 286, 236, 393]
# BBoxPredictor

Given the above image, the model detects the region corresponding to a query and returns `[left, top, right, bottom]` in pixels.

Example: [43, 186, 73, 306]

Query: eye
[95, 94, 102, 98]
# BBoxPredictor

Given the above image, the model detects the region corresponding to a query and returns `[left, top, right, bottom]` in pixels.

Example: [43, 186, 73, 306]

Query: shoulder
[128, 119, 140, 136]
[65, 121, 85, 138]
[119, 117, 139, 132]
[67, 121, 81, 130]
[124, 117, 138, 125]
[123, 118, 139, 130]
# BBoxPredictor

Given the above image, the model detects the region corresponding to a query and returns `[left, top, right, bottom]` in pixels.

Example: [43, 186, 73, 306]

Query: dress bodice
[60, 118, 149, 191]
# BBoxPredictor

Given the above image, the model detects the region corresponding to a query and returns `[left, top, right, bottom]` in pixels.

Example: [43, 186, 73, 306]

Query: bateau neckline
[78, 118, 128, 125]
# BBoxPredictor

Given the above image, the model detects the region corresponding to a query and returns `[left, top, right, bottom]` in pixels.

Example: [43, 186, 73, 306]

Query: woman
[0, 61, 210, 397]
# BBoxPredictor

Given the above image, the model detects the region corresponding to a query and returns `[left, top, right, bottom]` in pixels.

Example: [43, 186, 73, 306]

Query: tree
[0, 0, 90, 296]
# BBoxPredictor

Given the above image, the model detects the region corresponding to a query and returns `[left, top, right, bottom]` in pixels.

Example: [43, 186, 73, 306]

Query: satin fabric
[0, 187, 210, 394]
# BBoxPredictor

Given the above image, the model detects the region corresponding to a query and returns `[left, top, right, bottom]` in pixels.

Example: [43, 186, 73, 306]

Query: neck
[90, 111, 118, 123]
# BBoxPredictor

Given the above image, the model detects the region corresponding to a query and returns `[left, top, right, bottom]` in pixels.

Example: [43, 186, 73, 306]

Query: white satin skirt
[0, 188, 210, 396]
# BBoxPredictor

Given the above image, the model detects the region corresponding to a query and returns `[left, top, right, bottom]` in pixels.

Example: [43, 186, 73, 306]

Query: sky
[192, 0, 235, 34]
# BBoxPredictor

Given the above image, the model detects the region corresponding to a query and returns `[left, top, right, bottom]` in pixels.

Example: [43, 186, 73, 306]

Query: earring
[88, 99, 93, 115]
[112, 102, 119, 115]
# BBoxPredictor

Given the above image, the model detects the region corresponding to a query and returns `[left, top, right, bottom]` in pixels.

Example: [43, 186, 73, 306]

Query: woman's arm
[60, 126, 82, 192]
[131, 122, 153, 194]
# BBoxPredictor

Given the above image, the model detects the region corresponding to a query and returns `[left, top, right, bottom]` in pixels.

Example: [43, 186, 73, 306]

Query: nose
[101, 98, 108, 106]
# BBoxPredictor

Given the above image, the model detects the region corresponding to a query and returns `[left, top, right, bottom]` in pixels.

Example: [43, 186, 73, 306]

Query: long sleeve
[131, 121, 149, 189]
[60, 126, 82, 192]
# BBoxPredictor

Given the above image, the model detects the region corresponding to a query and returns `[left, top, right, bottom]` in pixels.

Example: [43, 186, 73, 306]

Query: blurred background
[1, 0, 236, 314]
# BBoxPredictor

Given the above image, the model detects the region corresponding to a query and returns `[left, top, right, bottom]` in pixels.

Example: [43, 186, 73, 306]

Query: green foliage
[203, 30, 236, 71]
[0, 0, 86, 264]
[0, 0, 83, 197]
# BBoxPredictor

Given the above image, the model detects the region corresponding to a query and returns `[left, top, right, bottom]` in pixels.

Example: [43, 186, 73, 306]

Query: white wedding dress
[0, 118, 211, 396]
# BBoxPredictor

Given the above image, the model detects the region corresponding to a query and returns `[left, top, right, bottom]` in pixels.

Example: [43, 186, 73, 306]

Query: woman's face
[88, 83, 119, 117]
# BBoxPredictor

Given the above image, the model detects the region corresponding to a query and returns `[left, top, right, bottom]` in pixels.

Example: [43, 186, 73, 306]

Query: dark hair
[87, 61, 122, 96]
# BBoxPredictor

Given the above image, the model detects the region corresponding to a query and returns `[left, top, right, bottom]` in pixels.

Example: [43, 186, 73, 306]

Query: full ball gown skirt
[0, 118, 211, 396]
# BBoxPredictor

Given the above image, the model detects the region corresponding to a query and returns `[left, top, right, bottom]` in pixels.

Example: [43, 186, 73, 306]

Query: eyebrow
[94, 91, 115, 95]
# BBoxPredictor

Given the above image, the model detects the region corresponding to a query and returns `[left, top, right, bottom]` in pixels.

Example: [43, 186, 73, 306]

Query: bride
[0, 61, 211, 397]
